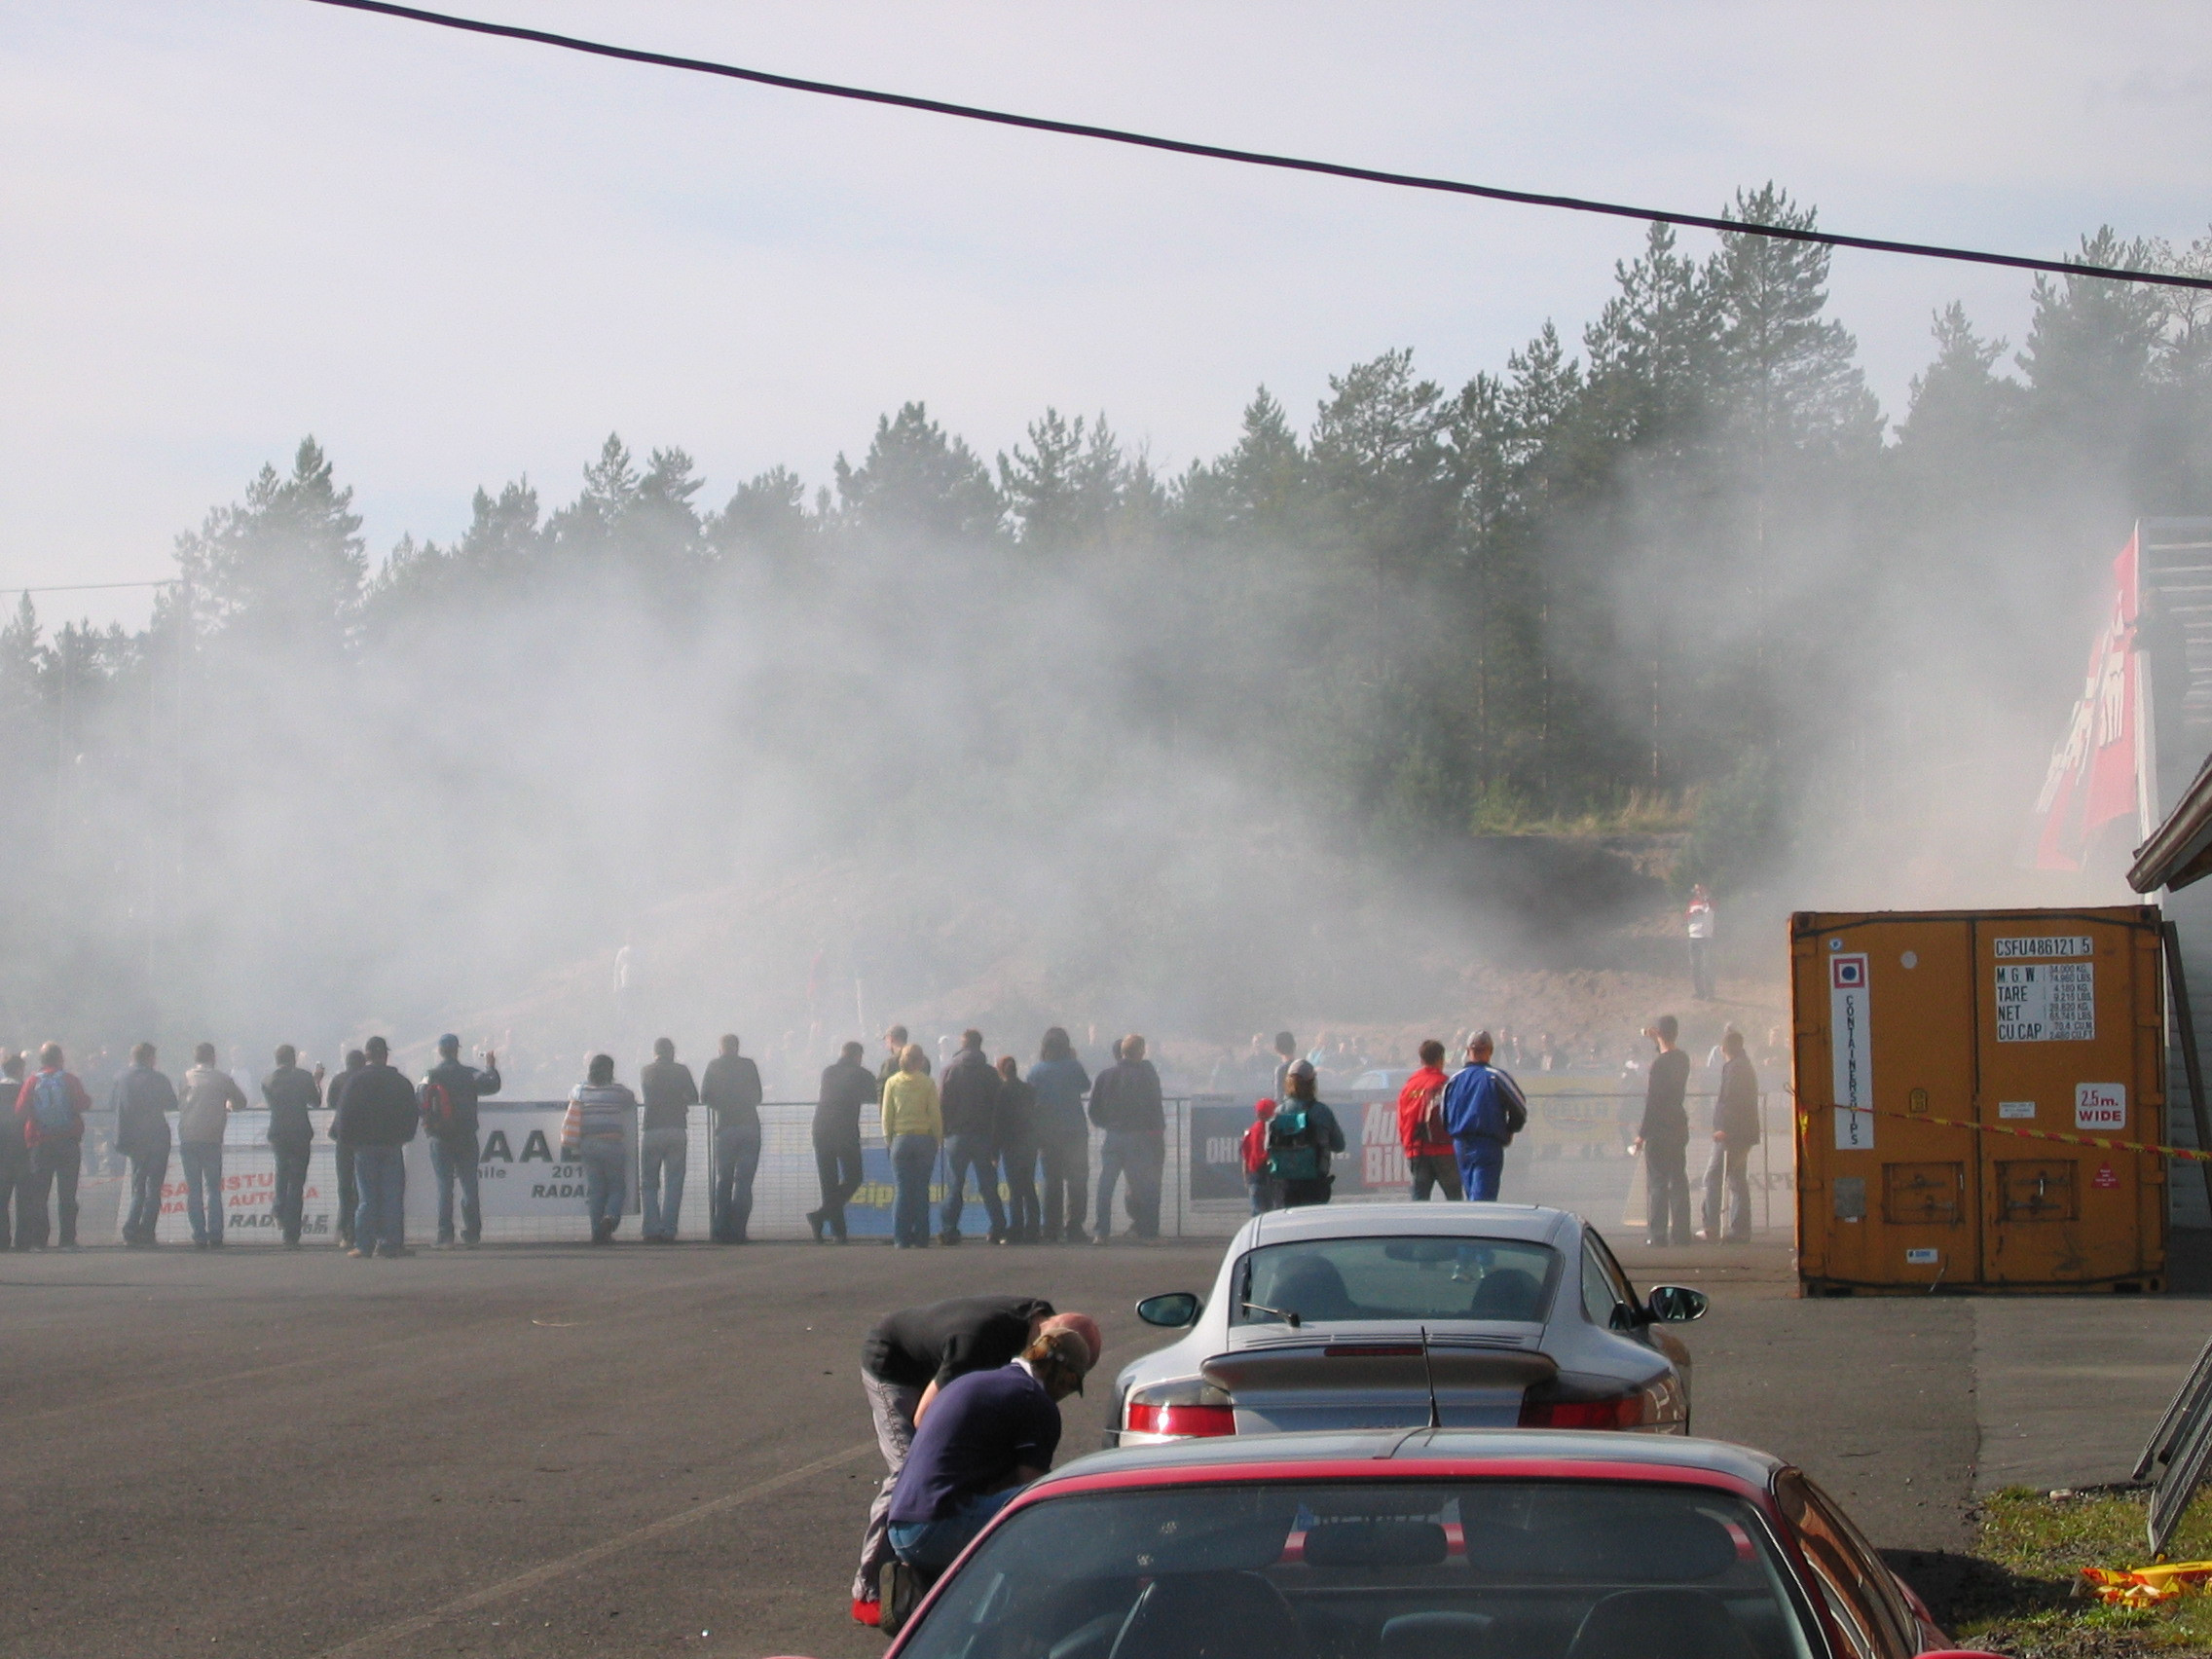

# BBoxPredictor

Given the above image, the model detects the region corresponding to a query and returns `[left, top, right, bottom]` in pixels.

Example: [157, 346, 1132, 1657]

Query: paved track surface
[0, 1232, 2179, 1658]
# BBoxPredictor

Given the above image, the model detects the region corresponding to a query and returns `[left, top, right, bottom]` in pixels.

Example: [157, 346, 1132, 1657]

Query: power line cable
[307, 0, 2212, 294]
[2, 578, 177, 596]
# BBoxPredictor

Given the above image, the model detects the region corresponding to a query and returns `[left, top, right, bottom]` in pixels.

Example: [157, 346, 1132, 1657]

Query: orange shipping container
[1792, 907, 2166, 1294]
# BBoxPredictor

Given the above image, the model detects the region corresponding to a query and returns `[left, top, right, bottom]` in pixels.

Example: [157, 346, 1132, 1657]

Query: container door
[1796, 915, 1979, 1287]
[1973, 915, 2157, 1285]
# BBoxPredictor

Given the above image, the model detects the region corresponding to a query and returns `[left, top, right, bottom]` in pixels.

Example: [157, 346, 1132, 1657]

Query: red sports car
[801, 1429, 2000, 1659]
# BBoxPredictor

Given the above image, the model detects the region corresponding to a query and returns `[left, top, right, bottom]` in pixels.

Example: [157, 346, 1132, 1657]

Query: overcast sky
[4, 1, 2209, 626]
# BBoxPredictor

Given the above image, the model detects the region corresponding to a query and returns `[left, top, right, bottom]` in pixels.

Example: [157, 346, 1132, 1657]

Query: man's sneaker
[348, 1248, 370, 1259]
[851, 1599, 882, 1628]
[1090, 1232, 1110, 1245]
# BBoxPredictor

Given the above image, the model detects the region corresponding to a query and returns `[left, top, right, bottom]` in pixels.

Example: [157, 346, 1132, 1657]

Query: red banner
[2030, 532, 2142, 870]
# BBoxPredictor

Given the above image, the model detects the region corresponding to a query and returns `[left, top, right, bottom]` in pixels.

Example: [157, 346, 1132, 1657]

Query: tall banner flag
[2030, 531, 2144, 870]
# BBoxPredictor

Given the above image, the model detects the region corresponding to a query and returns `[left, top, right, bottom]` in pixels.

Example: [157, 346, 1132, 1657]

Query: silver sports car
[1110, 1201, 1706, 1445]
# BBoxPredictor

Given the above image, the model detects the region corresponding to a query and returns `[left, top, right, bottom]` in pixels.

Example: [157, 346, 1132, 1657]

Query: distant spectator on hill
[1027, 1028, 1091, 1244]
[702, 1034, 762, 1243]
[261, 1045, 322, 1249]
[16, 1042, 92, 1249]
[112, 1043, 175, 1249]
[176, 1043, 247, 1250]
[638, 1037, 697, 1244]
[1686, 884, 1716, 1000]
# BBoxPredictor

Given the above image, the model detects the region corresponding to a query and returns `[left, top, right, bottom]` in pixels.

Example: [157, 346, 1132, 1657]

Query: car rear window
[900, 1479, 1821, 1659]
[1233, 1236, 1561, 1325]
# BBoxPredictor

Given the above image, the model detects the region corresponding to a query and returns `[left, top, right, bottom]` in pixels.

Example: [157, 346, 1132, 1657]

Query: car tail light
[1124, 1378, 1235, 1438]
[1519, 1383, 1650, 1429]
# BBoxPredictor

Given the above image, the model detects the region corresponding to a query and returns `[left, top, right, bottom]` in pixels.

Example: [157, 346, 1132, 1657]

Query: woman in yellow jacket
[881, 1045, 942, 1248]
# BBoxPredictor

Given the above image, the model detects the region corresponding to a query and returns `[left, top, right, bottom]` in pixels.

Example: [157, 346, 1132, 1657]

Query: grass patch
[1927, 1487, 2212, 1656]
[1466, 784, 1696, 838]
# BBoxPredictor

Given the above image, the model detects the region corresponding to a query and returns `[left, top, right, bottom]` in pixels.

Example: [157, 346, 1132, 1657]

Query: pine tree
[832, 403, 1002, 545]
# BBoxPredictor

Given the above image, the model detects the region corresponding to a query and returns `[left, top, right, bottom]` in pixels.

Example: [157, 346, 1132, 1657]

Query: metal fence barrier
[77, 1090, 1793, 1245]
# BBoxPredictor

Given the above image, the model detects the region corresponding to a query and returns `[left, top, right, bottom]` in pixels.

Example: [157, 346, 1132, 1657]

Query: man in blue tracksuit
[1441, 1031, 1526, 1201]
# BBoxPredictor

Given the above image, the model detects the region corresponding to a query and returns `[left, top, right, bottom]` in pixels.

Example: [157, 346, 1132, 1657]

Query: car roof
[1035, 1429, 1786, 1493]
[1245, 1200, 1575, 1247]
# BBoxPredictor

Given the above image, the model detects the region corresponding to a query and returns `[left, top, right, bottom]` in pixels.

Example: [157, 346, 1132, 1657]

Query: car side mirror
[1645, 1284, 1709, 1323]
[1137, 1292, 1203, 1328]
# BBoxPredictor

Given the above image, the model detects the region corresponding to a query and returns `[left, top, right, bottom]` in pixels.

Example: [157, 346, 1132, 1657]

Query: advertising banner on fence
[142, 1127, 345, 1245]
[465, 1104, 632, 1219]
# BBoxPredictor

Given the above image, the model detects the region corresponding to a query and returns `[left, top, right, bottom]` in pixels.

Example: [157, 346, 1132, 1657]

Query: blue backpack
[1266, 1102, 1323, 1182]
[29, 1072, 75, 1133]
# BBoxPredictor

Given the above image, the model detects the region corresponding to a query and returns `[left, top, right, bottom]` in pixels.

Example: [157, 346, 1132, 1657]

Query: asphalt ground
[1, 1229, 2038, 1659]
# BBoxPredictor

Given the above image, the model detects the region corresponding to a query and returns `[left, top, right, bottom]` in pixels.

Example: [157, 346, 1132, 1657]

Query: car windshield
[899, 1478, 1821, 1659]
[1234, 1237, 1560, 1325]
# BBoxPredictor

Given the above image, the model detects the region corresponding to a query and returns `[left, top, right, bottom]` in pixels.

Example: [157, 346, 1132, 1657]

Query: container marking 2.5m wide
[1792, 907, 2166, 1294]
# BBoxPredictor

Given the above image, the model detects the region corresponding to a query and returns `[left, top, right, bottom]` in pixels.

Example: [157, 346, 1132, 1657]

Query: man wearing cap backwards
[420, 1035, 500, 1249]
[848, 1296, 1101, 1625]
[885, 1321, 1099, 1584]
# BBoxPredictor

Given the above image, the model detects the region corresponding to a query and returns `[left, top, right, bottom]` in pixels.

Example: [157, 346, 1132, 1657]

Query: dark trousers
[272, 1140, 313, 1243]
[0, 1147, 28, 1249]
[1039, 1129, 1088, 1240]
[126, 1147, 169, 1243]
[21, 1139, 83, 1247]
[713, 1125, 761, 1242]
[1645, 1142, 1693, 1245]
[999, 1135, 1040, 1240]
[940, 1132, 1005, 1238]
[333, 1141, 357, 1245]
[812, 1136, 864, 1236]
[429, 1132, 482, 1243]
[1409, 1153, 1463, 1200]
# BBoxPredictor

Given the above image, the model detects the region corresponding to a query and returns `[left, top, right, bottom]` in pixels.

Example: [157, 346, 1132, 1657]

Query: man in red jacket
[17, 1042, 92, 1249]
[1395, 1039, 1461, 1201]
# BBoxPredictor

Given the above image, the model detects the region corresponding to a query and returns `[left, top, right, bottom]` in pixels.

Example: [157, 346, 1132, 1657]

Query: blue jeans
[1247, 1170, 1277, 1215]
[126, 1146, 169, 1242]
[179, 1141, 225, 1244]
[889, 1487, 1019, 1570]
[1455, 1138, 1504, 1202]
[272, 1140, 313, 1242]
[580, 1138, 625, 1235]
[641, 1126, 688, 1239]
[940, 1131, 1006, 1238]
[1094, 1129, 1163, 1238]
[711, 1125, 759, 1241]
[891, 1133, 939, 1246]
[428, 1132, 481, 1243]
[352, 1145, 407, 1254]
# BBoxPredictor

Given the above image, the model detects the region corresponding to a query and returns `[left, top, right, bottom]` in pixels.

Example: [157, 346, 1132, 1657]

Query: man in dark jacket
[1701, 1027, 1761, 1243]
[16, 1042, 93, 1250]
[1026, 1028, 1091, 1244]
[877, 1024, 914, 1098]
[337, 1036, 420, 1259]
[326, 1049, 366, 1249]
[1088, 1033, 1165, 1242]
[0, 1052, 28, 1249]
[994, 1055, 1041, 1244]
[638, 1037, 698, 1244]
[702, 1034, 763, 1243]
[261, 1046, 322, 1248]
[937, 1030, 1005, 1245]
[1633, 1014, 1694, 1247]
[420, 1034, 499, 1249]
[111, 1044, 176, 1248]
[809, 1041, 875, 1243]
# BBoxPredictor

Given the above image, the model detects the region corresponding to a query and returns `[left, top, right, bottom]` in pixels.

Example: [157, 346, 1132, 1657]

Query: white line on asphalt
[312, 1439, 879, 1657]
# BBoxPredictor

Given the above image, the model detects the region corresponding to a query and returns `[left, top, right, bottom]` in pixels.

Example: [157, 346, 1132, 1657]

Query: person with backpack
[701, 1034, 763, 1243]
[0, 1051, 31, 1249]
[1440, 1031, 1527, 1203]
[1240, 1098, 1278, 1214]
[937, 1030, 1005, 1245]
[561, 1053, 635, 1245]
[1396, 1039, 1462, 1201]
[420, 1034, 500, 1249]
[261, 1045, 323, 1249]
[1268, 1059, 1346, 1209]
[111, 1043, 177, 1248]
[637, 1036, 697, 1244]
[334, 1036, 420, 1259]
[1026, 1027, 1091, 1244]
[326, 1049, 366, 1250]
[15, 1042, 92, 1249]
[176, 1043, 248, 1249]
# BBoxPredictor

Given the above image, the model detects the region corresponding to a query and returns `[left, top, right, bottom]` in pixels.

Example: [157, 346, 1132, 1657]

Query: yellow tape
[1793, 1106, 2212, 1163]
